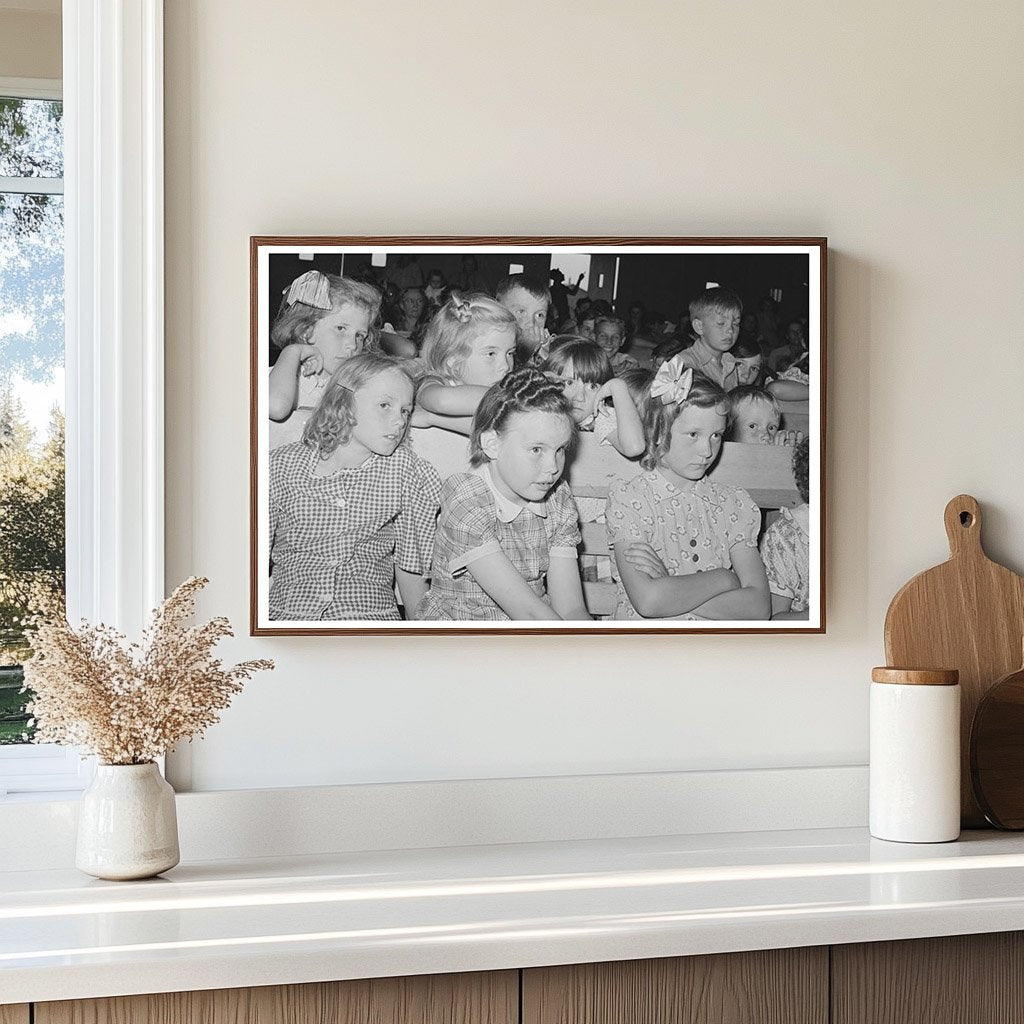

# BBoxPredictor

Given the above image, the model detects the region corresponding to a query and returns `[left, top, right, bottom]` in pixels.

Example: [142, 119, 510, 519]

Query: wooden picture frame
[251, 237, 826, 635]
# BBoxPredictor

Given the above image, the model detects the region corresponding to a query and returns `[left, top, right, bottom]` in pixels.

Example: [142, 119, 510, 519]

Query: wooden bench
[566, 434, 800, 510]
[777, 398, 810, 438]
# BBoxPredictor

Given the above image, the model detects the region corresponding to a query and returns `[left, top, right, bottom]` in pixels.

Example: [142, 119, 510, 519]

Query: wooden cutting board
[884, 494, 1024, 827]
[970, 649, 1024, 829]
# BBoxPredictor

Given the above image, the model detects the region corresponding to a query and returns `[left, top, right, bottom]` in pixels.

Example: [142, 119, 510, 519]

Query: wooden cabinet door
[523, 948, 828, 1024]
[832, 932, 1024, 1024]
[35, 971, 518, 1024]
[0, 1007, 30, 1024]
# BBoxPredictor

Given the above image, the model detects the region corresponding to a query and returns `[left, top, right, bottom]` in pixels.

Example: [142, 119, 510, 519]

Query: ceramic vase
[75, 762, 180, 880]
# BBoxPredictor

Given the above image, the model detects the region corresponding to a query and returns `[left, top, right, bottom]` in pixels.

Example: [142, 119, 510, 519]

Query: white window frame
[0, 0, 164, 797]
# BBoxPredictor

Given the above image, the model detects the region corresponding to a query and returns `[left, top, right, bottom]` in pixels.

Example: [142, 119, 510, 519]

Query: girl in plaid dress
[417, 368, 590, 622]
[269, 353, 441, 622]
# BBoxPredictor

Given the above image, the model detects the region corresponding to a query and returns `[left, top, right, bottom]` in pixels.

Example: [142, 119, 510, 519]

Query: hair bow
[283, 270, 332, 310]
[451, 295, 473, 324]
[650, 356, 693, 406]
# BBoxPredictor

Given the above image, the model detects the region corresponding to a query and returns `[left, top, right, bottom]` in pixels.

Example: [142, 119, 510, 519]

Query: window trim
[0, 76, 61, 102]
[0, 176, 64, 195]
[0, 744, 93, 796]
[64, 0, 164, 634]
[0, 1, 165, 795]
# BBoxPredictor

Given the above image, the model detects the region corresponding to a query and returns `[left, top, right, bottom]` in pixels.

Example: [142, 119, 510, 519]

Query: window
[0, 88, 66, 736]
[550, 254, 591, 293]
[0, 80, 83, 795]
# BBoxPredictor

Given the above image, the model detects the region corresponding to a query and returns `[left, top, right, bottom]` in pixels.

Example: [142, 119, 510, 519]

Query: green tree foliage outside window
[0, 96, 65, 744]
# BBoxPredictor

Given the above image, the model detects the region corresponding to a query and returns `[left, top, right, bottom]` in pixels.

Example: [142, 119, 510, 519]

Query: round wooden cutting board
[970, 654, 1024, 829]
[884, 495, 1024, 827]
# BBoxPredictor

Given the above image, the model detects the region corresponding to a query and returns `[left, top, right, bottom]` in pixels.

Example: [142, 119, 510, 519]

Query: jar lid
[871, 667, 959, 686]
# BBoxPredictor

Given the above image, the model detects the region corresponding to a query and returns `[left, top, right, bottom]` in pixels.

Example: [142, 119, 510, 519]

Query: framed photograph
[251, 237, 826, 635]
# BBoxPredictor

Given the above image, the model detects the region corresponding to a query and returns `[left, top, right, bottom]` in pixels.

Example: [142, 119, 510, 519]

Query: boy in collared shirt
[676, 286, 743, 390]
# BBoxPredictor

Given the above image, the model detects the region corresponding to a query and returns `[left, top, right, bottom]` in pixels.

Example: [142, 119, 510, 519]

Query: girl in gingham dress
[606, 357, 771, 621]
[269, 353, 441, 622]
[417, 368, 590, 622]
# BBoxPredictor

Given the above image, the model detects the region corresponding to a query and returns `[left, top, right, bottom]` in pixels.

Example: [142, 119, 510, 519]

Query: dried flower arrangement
[22, 577, 273, 765]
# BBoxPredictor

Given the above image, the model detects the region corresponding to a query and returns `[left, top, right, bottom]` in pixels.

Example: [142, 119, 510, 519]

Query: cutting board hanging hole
[944, 494, 982, 555]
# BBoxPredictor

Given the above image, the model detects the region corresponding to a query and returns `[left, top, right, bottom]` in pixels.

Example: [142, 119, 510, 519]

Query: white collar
[648, 469, 708, 503]
[479, 464, 549, 523]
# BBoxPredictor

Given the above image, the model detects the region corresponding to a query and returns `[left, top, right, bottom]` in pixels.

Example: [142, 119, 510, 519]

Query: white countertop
[4, 826, 1024, 1004]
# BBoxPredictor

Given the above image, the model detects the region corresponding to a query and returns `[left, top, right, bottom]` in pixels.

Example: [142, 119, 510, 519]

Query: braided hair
[469, 368, 576, 468]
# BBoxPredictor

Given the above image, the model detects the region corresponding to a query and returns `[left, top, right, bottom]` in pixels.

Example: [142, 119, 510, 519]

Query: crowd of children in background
[267, 259, 813, 623]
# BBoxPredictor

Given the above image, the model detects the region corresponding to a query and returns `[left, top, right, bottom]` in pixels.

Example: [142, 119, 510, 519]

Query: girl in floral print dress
[606, 356, 771, 621]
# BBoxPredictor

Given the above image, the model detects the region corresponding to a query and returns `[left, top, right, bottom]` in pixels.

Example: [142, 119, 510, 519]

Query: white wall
[163, 1, 1024, 792]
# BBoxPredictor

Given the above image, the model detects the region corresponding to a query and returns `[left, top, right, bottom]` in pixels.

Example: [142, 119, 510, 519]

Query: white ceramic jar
[870, 667, 961, 843]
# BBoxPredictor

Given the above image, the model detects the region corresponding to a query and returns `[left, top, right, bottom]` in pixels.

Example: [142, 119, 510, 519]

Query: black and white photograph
[251, 238, 825, 635]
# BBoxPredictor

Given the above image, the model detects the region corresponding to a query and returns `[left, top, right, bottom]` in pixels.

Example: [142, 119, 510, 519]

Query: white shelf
[4, 826, 1024, 1004]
